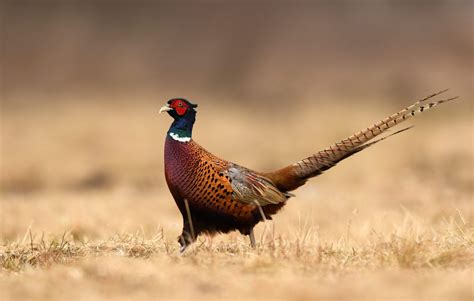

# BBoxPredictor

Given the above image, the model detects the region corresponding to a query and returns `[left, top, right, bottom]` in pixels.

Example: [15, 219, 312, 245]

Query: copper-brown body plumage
[165, 138, 285, 248]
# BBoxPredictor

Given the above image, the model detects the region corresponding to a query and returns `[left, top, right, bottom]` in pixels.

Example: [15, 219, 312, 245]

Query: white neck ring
[169, 132, 191, 142]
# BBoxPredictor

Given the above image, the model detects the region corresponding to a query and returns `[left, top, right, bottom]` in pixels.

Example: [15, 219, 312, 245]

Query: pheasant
[159, 90, 457, 252]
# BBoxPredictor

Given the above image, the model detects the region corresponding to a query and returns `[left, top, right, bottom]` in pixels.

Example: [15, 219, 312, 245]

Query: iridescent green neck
[168, 113, 195, 142]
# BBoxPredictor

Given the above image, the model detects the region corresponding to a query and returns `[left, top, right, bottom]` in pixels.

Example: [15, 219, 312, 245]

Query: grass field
[1, 96, 472, 300]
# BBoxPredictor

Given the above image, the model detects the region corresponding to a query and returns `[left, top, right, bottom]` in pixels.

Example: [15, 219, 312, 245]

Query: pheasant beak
[159, 104, 173, 114]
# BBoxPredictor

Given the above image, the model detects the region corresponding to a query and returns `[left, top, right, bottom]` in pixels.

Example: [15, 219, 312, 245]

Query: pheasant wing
[227, 166, 290, 206]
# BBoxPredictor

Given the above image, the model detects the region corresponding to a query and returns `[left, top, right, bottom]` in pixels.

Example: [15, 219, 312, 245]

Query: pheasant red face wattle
[170, 99, 189, 116]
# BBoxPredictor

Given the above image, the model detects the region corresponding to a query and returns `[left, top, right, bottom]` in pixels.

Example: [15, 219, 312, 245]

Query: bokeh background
[1, 1, 472, 193]
[1, 1, 473, 300]
[3, 2, 473, 102]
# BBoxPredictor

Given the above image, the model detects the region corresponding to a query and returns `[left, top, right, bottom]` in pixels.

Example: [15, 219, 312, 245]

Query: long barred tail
[267, 90, 459, 192]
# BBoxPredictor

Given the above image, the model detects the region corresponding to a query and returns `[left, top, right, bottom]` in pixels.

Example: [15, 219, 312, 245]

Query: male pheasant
[160, 90, 457, 252]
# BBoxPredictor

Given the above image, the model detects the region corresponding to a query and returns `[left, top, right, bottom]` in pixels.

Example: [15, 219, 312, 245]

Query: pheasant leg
[249, 228, 256, 248]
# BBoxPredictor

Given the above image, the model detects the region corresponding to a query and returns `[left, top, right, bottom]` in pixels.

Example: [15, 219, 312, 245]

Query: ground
[1, 97, 472, 300]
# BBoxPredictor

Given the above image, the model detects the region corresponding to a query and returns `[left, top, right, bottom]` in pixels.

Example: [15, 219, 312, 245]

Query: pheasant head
[160, 98, 198, 142]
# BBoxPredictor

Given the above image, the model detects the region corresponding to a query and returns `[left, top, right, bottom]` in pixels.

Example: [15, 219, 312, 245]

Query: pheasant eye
[173, 100, 188, 115]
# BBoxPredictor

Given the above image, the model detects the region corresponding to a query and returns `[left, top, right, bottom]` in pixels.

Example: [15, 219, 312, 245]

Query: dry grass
[1, 97, 473, 300]
[1, 215, 472, 300]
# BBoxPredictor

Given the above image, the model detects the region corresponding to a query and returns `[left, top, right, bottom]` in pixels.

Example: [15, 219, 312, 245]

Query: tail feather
[266, 90, 458, 192]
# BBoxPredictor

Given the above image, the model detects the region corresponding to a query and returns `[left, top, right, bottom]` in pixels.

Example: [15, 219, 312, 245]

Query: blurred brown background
[1, 2, 473, 300]
[1, 1, 473, 194]
[2, 1, 473, 103]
